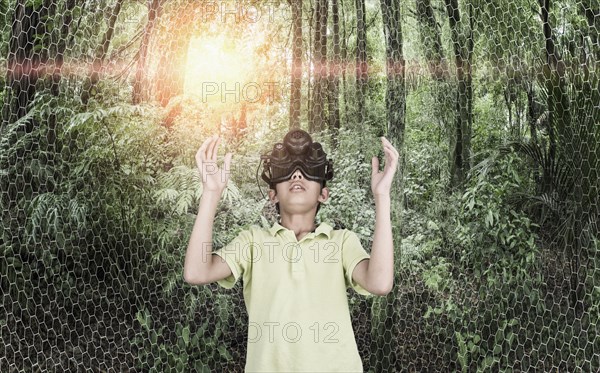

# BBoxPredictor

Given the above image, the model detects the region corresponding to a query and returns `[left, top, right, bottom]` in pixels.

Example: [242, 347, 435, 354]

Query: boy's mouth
[289, 183, 305, 191]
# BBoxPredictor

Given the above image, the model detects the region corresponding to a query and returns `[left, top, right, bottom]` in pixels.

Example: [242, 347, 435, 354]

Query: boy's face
[268, 169, 329, 214]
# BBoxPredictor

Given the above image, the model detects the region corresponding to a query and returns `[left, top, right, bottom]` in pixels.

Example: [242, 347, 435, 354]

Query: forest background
[0, 0, 599, 371]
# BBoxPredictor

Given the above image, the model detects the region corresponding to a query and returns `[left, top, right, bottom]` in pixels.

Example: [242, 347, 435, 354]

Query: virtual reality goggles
[260, 129, 334, 186]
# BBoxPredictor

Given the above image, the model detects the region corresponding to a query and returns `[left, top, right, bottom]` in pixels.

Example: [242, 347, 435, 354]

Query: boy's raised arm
[352, 137, 400, 295]
[183, 135, 233, 285]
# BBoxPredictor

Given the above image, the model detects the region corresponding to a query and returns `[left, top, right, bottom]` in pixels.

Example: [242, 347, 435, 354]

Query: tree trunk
[310, 0, 328, 132]
[371, 0, 405, 371]
[445, 0, 473, 191]
[526, 82, 541, 220]
[51, 0, 76, 98]
[578, 1, 600, 61]
[2, 0, 49, 127]
[539, 0, 590, 317]
[341, 0, 349, 128]
[307, 1, 314, 125]
[328, 0, 341, 145]
[46, 0, 75, 160]
[132, 0, 161, 105]
[415, 0, 446, 80]
[526, 83, 539, 146]
[539, 0, 558, 162]
[415, 0, 451, 184]
[81, 0, 124, 105]
[355, 0, 367, 127]
[290, 0, 302, 129]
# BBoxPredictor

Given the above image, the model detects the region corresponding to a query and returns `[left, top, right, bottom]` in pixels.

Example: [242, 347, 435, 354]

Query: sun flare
[184, 35, 255, 106]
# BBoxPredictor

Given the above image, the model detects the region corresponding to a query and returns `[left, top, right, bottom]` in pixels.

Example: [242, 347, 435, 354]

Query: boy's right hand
[195, 135, 233, 194]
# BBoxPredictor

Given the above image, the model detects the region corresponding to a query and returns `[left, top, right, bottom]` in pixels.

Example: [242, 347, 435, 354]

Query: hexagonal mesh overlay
[0, 0, 599, 371]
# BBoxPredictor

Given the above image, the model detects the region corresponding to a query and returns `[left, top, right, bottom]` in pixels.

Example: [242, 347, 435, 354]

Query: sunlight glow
[184, 35, 256, 106]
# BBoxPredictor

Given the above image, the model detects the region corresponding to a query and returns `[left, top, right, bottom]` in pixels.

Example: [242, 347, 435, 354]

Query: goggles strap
[256, 157, 267, 200]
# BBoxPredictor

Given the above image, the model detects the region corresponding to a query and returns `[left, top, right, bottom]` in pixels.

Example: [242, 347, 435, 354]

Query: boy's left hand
[371, 137, 400, 197]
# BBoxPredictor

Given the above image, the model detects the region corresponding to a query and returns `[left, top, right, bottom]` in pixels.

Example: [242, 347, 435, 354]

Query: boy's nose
[291, 169, 303, 179]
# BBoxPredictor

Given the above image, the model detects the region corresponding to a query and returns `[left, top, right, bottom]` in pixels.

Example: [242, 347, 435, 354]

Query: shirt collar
[269, 220, 333, 239]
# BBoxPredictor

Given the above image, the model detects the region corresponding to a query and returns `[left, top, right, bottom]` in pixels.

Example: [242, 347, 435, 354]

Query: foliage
[318, 126, 378, 238]
[133, 306, 233, 372]
[1, 0, 600, 370]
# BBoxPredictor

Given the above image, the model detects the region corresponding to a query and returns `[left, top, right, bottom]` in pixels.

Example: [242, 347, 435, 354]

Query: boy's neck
[278, 213, 317, 240]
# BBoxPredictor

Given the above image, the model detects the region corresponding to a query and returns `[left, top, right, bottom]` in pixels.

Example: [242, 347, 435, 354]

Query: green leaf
[456, 331, 467, 354]
[486, 210, 494, 227]
[493, 344, 502, 355]
[136, 310, 148, 329]
[427, 220, 439, 231]
[424, 272, 442, 291]
[150, 330, 158, 345]
[182, 326, 190, 345]
[218, 345, 232, 361]
[494, 328, 504, 344]
[424, 305, 433, 319]
[198, 320, 209, 336]
[195, 361, 211, 373]
[506, 331, 515, 346]
[480, 356, 498, 370]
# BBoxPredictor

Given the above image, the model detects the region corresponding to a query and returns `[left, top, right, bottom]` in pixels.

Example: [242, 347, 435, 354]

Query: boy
[183, 129, 399, 372]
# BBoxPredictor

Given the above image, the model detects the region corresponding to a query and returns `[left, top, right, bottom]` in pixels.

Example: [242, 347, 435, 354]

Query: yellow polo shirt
[212, 220, 372, 372]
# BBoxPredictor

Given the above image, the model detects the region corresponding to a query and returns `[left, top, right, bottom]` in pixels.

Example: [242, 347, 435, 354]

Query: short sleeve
[211, 229, 252, 289]
[342, 230, 372, 296]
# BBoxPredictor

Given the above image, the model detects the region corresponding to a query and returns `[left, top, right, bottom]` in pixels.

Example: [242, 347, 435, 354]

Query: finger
[197, 136, 213, 161]
[196, 156, 204, 175]
[381, 152, 396, 172]
[381, 148, 398, 170]
[211, 136, 221, 161]
[381, 136, 395, 148]
[382, 148, 392, 169]
[381, 137, 400, 157]
[383, 143, 399, 161]
[202, 135, 215, 160]
[372, 156, 379, 176]
[224, 152, 233, 174]
[390, 149, 399, 165]
[207, 135, 218, 161]
[381, 139, 396, 152]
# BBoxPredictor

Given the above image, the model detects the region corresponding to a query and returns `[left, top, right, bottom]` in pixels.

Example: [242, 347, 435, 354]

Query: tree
[290, 0, 303, 129]
[416, 0, 446, 81]
[370, 0, 405, 370]
[415, 0, 452, 182]
[2, 0, 51, 126]
[328, 0, 341, 142]
[578, 0, 600, 61]
[50, 0, 76, 97]
[355, 0, 367, 126]
[444, 0, 474, 190]
[132, 0, 162, 105]
[310, 0, 329, 132]
[81, 0, 124, 105]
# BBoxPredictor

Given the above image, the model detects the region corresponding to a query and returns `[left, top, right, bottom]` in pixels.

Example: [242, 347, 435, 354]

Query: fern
[154, 164, 241, 216]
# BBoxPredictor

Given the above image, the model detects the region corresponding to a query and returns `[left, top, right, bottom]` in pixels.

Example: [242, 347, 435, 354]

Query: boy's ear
[268, 188, 278, 203]
[318, 186, 329, 203]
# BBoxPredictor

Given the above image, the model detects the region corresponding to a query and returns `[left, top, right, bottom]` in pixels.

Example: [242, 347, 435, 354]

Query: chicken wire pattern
[0, 0, 599, 371]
